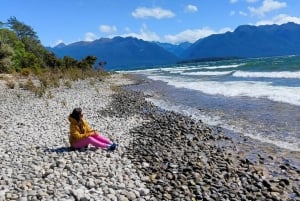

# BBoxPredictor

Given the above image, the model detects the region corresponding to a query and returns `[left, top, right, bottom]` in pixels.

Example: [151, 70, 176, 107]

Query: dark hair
[70, 108, 82, 122]
[70, 108, 85, 134]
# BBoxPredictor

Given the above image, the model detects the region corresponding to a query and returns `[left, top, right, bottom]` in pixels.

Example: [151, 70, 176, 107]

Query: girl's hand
[91, 130, 99, 135]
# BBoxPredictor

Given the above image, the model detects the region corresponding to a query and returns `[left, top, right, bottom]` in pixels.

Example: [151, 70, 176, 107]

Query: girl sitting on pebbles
[68, 108, 117, 151]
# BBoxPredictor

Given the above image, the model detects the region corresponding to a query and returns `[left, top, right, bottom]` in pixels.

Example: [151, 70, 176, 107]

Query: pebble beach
[0, 73, 299, 201]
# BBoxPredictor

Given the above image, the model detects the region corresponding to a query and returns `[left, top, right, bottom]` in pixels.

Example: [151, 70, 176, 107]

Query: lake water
[119, 55, 300, 152]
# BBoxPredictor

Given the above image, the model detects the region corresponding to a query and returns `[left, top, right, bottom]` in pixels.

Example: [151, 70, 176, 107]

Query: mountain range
[47, 22, 300, 70]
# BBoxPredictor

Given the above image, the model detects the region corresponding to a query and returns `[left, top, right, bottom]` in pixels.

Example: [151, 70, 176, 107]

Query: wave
[146, 98, 223, 126]
[123, 64, 242, 74]
[117, 68, 159, 73]
[160, 65, 209, 74]
[167, 64, 242, 74]
[201, 64, 243, 70]
[147, 97, 300, 151]
[181, 71, 233, 76]
[233, 71, 300, 79]
[119, 65, 204, 74]
[147, 75, 300, 106]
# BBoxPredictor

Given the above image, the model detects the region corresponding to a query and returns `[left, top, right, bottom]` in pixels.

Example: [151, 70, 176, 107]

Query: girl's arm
[70, 126, 93, 140]
[83, 119, 94, 133]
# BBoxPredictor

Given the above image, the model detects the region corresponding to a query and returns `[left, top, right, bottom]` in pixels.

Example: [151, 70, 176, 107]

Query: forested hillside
[47, 37, 178, 70]
[0, 17, 99, 74]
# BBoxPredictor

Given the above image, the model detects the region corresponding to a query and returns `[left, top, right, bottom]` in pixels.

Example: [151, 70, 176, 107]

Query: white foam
[146, 97, 300, 151]
[181, 71, 233, 76]
[120, 63, 242, 75]
[222, 124, 300, 152]
[147, 75, 300, 106]
[146, 97, 223, 126]
[117, 68, 159, 73]
[167, 64, 242, 74]
[159, 65, 209, 74]
[201, 64, 242, 69]
[233, 71, 300, 79]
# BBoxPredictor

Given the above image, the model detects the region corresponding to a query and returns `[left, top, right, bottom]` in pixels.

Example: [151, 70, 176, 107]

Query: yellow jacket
[68, 116, 94, 146]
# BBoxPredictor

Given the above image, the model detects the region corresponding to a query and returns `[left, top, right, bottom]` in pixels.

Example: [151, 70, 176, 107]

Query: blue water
[120, 55, 300, 152]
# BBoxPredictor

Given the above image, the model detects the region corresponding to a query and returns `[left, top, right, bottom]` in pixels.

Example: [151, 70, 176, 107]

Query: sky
[1, 0, 300, 47]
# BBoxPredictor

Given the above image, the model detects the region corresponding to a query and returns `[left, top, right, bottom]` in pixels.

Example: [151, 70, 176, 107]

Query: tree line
[0, 17, 98, 74]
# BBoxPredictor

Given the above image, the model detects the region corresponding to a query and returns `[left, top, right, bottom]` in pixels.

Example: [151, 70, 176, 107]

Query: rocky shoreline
[103, 86, 300, 201]
[0, 74, 299, 201]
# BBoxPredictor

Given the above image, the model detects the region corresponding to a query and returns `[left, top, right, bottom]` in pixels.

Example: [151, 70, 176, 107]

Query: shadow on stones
[44, 146, 94, 153]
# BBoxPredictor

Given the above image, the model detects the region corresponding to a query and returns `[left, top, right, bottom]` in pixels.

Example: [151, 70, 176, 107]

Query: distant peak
[55, 42, 66, 48]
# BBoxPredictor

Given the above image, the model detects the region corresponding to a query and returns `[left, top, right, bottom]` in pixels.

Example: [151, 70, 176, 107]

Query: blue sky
[1, 0, 300, 47]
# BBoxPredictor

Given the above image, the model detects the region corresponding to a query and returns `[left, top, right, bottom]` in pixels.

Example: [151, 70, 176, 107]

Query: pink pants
[72, 134, 112, 149]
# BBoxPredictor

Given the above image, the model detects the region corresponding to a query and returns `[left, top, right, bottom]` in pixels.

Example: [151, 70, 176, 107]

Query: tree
[0, 29, 19, 46]
[7, 16, 38, 41]
[7, 17, 51, 69]
[84, 56, 97, 67]
[11, 40, 26, 71]
[78, 56, 97, 70]
[19, 52, 39, 69]
[0, 28, 18, 72]
[0, 43, 13, 72]
[1, 17, 101, 74]
[97, 61, 107, 70]
[43, 51, 62, 69]
[63, 56, 78, 69]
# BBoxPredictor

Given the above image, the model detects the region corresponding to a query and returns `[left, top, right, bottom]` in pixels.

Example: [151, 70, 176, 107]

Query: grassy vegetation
[110, 85, 123, 93]
[4, 68, 111, 98]
[1, 17, 113, 98]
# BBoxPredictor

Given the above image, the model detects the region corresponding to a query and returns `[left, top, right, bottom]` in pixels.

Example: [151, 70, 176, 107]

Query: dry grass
[5, 68, 111, 98]
[110, 85, 123, 93]
[5, 80, 16, 89]
[63, 80, 72, 89]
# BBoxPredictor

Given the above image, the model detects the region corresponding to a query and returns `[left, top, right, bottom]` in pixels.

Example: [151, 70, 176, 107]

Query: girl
[68, 108, 117, 151]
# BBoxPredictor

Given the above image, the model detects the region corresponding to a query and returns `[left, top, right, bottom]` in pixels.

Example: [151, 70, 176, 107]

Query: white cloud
[164, 27, 232, 44]
[99, 25, 117, 33]
[246, 0, 259, 2]
[248, 0, 287, 17]
[120, 26, 234, 44]
[230, 11, 236, 16]
[132, 7, 175, 19]
[239, 11, 248, 16]
[231, 0, 259, 4]
[219, 27, 233, 33]
[121, 24, 160, 41]
[255, 14, 300, 25]
[124, 27, 131, 32]
[84, 32, 98, 41]
[185, 4, 198, 13]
